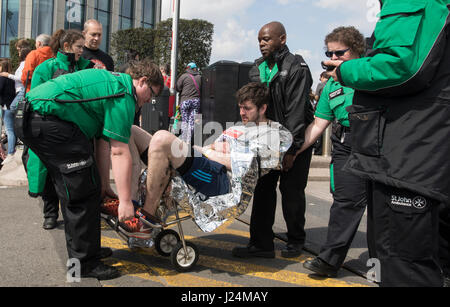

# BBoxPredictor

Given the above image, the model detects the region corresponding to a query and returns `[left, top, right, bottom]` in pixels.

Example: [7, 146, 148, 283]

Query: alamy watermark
[66, 258, 81, 283]
[367, 258, 381, 283]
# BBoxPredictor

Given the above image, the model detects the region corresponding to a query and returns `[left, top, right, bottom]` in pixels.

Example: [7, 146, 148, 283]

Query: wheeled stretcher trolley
[102, 123, 293, 272]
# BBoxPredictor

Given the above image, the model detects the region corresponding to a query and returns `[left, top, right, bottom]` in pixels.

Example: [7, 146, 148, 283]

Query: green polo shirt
[314, 77, 355, 127]
[27, 69, 136, 143]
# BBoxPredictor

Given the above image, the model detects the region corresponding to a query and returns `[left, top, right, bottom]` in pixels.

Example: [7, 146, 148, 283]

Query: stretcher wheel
[171, 241, 199, 272]
[155, 229, 180, 257]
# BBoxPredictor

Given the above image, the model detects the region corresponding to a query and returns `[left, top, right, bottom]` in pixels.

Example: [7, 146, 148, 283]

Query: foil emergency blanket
[138, 122, 292, 232]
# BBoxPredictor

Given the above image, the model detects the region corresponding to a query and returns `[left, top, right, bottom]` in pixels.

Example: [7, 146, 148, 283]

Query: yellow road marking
[101, 236, 368, 287]
[101, 237, 240, 287]
[197, 254, 366, 287]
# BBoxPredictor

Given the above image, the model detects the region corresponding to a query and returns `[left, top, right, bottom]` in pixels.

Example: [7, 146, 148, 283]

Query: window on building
[94, 0, 111, 52]
[141, 0, 155, 28]
[31, 0, 54, 39]
[119, 0, 134, 30]
[0, 0, 20, 57]
[65, 0, 86, 31]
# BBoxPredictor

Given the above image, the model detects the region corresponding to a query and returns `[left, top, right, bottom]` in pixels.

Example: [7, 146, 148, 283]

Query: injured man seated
[105, 82, 292, 238]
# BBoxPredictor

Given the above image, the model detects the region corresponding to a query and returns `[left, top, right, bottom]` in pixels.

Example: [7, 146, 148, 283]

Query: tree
[110, 27, 156, 67]
[110, 18, 214, 76]
[153, 18, 214, 75]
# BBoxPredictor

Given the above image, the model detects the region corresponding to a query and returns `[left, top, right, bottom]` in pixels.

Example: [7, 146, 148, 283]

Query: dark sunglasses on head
[325, 48, 350, 58]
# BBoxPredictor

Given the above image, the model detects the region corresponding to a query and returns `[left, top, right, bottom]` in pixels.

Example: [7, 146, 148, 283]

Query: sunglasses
[325, 48, 350, 58]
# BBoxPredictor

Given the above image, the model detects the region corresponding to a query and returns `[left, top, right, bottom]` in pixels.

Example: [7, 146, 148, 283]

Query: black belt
[29, 112, 59, 121]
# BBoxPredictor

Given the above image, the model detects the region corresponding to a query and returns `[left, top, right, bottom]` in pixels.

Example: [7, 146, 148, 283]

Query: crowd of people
[1, 0, 449, 287]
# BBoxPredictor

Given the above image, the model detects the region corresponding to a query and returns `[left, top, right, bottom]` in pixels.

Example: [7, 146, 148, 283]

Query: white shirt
[8, 61, 25, 93]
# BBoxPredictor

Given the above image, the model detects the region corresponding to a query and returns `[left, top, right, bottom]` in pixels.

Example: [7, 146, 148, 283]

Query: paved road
[0, 185, 375, 288]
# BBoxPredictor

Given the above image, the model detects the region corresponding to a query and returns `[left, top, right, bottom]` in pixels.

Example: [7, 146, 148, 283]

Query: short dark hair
[236, 82, 270, 110]
[126, 58, 164, 89]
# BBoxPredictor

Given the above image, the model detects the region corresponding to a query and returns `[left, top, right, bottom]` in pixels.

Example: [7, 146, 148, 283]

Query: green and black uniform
[313, 78, 367, 270]
[26, 52, 93, 223]
[19, 69, 136, 266]
[337, 0, 450, 286]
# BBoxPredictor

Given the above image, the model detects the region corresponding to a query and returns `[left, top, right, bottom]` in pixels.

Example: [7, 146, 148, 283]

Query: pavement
[0, 149, 370, 287]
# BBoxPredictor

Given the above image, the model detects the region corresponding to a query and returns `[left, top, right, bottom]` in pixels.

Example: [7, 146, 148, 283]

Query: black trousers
[439, 204, 450, 277]
[250, 147, 313, 251]
[367, 181, 443, 287]
[21, 146, 59, 219]
[42, 175, 60, 219]
[318, 133, 367, 268]
[20, 114, 102, 264]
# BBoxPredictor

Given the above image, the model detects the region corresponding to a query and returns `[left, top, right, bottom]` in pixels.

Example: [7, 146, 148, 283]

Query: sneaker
[1, 154, 15, 166]
[303, 257, 338, 277]
[101, 199, 119, 218]
[120, 217, 152, 239]
[136, 208, 163, 228]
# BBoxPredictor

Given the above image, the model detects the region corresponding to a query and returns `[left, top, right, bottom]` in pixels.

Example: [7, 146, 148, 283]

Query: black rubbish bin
[200, 61, 252, 145]
[141, 86, 170, 134]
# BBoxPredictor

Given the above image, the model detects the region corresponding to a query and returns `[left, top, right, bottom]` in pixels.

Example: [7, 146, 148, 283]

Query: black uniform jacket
[249, 46, 314, 155]
[343, 12, 450, 205]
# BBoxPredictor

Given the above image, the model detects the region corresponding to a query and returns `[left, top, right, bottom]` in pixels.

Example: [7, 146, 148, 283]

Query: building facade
[0, 0, 162, 57]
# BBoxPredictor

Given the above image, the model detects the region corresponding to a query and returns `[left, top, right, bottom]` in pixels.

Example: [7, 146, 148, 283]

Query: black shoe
[303, 257, 338, 277]
[281, 243, 303, 258]
[43, 217, 58, 230]
[232, 245, 275, 259]
[96, 247, 113, 260]
[80, 261, 121, 281]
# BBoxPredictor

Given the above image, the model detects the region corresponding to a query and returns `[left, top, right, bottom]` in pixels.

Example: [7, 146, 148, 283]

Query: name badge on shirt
[329, 88, 344, 99]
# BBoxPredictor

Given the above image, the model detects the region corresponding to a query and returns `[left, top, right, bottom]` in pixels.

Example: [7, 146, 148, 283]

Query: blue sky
[161, 0, 381, 88]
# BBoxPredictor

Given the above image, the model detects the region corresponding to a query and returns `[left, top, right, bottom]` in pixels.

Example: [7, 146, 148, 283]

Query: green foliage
[8, 38, 36, 71]
[154, 18, 214, 75]
[110, 19, 214, 76]
[110, 27, 156, 67]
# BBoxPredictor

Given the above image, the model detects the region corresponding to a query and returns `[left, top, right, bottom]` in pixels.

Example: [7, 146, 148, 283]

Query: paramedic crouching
[17, 59, 164, 281]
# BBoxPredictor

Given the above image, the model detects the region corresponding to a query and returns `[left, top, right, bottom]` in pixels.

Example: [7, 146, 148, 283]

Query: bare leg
[128, 125, 152, 200]
[143, 131, 189, 215]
